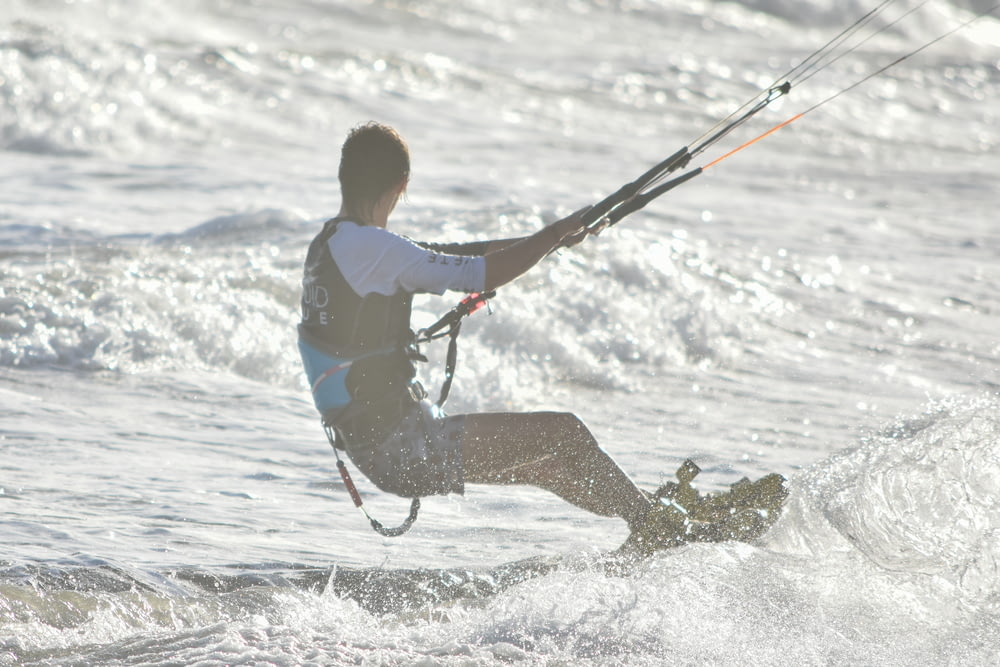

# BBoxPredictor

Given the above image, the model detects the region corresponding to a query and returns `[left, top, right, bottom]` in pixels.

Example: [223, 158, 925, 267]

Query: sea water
[2, 0, 999, 664]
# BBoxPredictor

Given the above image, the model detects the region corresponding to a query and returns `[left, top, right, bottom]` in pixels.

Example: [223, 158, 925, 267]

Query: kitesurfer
[298, 121, 675, 552]
[294, 0, 1000, 552]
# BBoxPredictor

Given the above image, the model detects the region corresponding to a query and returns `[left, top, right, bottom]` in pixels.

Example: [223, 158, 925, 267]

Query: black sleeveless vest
[298, 219, 417, 407]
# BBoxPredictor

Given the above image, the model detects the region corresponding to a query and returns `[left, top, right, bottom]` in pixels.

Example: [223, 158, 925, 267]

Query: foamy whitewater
[2, 0, 999, 664]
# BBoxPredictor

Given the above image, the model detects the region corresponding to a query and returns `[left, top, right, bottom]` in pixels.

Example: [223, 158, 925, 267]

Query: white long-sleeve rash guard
[328, 221, 486, 298]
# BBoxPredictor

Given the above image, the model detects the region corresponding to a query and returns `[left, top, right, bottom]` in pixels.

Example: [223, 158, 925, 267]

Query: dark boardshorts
[343, 399, 466, 498]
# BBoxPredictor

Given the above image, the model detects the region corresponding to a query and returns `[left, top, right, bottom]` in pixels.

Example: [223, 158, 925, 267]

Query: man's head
[339, 122, 410, 221]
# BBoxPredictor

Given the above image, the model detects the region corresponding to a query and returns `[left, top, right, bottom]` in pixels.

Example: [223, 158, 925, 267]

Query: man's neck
[336, 205, 389, 229]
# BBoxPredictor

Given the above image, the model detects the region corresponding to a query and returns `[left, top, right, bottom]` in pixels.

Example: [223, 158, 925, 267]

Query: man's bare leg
[461, 411, 652, 531]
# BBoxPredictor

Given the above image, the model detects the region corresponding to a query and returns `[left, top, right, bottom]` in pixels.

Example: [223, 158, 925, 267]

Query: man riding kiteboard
[298, 122, 786, 558]
[292, 0, 1000, 558]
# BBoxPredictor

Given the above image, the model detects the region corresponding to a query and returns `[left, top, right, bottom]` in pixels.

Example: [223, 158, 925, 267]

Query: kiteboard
[616, 459, 789, 559]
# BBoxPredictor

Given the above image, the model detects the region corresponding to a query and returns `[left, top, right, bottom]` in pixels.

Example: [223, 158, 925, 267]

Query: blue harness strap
[297, 338, 353, 415]
[298, 338, 399, 416]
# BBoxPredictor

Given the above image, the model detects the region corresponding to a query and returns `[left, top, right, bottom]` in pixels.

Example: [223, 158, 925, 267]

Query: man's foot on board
[615, 459, 788, 560]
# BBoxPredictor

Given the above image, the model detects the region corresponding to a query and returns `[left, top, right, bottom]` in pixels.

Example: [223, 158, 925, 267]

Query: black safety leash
[324, 424, 420, 538]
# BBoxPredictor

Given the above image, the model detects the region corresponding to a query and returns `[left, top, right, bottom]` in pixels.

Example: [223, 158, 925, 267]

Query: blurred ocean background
[2, 0, 999, 664]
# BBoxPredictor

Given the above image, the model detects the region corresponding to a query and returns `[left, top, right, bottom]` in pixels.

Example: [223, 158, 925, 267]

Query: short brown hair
[338, 122, 410, 212]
